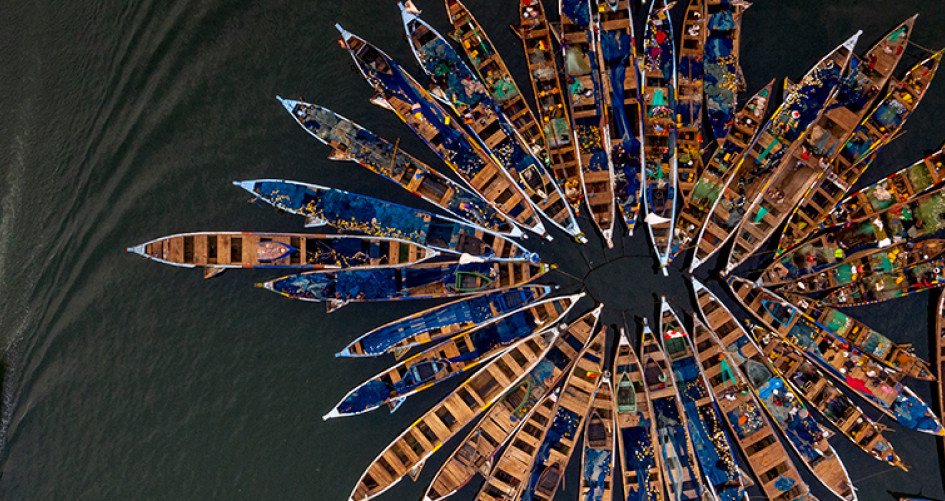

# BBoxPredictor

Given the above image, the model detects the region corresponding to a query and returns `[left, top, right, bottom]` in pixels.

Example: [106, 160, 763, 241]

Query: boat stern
[397, 2, 420, 31]
[334, 23, 356, 47]
[275, 95, 301, 115]
[126, 242, 150, 259]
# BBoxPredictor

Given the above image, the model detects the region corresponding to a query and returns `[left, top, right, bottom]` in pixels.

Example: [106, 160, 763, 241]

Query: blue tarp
[673, 355, 742, 500]
[562, 0, 590, 26]
[582, 448, 613, 501]
[892, 395, 942, 434]
[355, 288, 542, 355]
[653, 397, 702, 500]
[621, 424, 656, 501]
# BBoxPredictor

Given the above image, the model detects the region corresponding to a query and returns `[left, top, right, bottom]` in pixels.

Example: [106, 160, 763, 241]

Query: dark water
[1, 0, 943, 499]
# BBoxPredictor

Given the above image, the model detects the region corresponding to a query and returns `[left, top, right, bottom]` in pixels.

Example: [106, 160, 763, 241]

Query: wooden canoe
[128, 232, 438, 276]
[337, 25, 547, 238]
[402, 7, 584, 241]
[691, 280, 814, 501]
[423, 304, 601, 501]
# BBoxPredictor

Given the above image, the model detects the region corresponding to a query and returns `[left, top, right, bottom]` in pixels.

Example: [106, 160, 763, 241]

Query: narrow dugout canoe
[128, 232, 438, 277]
[425, 305, 602, 501]
[339, 285, 553, 358]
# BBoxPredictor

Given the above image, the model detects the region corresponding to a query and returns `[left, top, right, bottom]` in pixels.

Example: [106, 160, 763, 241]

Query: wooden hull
[403, 8, 583, 241]
[816, 144, 945, 231]
[426, 306, 601, 501]
[496, 323, 608, 501]
[673, 80, 774, 269]
[279, 98, 519, 236]
[612, 326, 664, 501]
[447, 0, 547, 156]
[641, 0, 678, 274]
[261, 260, 553, 311]
[659, 299, 745, 501]
[675, 0, 707, 202]
[236, 180, 529, 261]
[696, 36, 855, 271]
[475, 388, 559, 501]
[580, 378, 616, 501]
[783, 292, 933, 380]
[764, 238, 945, 293]
[338, 26, 547, 237]
[561, 0, 617, 245]
[691, 280, 814, 501]
[128, 232, 438, 272]
[339, 286, 553, 358]
[640, 318, 706, 501]
[749, 324, 907, 470]
[695, 281, 856, 501]
[728, 276, 945, 435]
[819, 255, 945, 307]
[726, 32, 863, 273]
[517, 0, 583, 210]
[329, 294, 581, 420]
[347, 301, 588, 501]
[777, 43, 941, 253]
[703, 0, 747, 145]
[596, 0, 644, 236]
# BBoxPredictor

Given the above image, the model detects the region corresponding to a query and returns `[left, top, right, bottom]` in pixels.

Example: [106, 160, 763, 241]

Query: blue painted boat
[336, 24, 548, 238]
[259, 259, 553, 311]
[235, 179, 532, 261]
[325, 294, 582, 418]
[400, 5, 585, 243]
[277, 98, 519, 237]
[660, 298, 746, 501]
[338, 285, 553, 357]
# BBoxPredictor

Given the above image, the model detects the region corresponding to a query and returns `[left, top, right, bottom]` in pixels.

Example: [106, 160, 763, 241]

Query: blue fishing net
[675, 355, 740, 492]
[582, 448, 613, 501]
[621, 424, 656, 501]
[418, 36, 484, 108]
[600, 30, 636, 144]
[774, 475, 796, 492]
[561, 0, 589, 26]
[892, 395, 941, 433]
[464, 309, 535, 356]
[652, 397, 700, 494]
[708, 10, 736, 31]
[337, 380, 392, 414]
[355, 288, 542, 355]
[679, 55, 704, 80]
